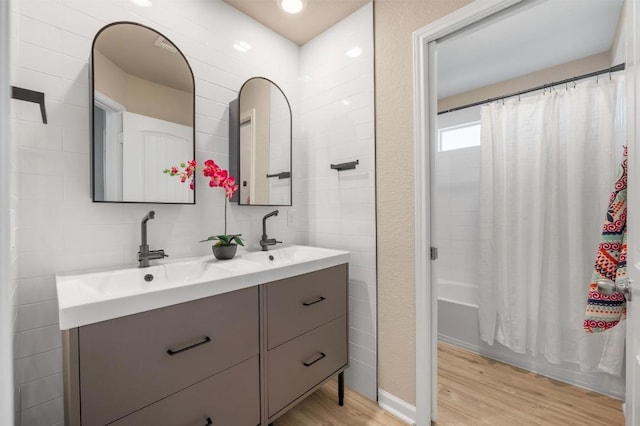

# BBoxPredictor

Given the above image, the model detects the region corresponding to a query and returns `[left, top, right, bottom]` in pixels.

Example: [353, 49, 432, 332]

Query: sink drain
[144, 274, 154, 282]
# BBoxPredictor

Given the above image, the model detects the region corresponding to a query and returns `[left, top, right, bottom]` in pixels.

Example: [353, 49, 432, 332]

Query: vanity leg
[338, 371, 345, 406]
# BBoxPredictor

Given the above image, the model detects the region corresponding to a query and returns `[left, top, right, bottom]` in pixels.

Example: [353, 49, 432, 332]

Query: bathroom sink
[241, 245, 343, 266]
[56, 245, 349, 329]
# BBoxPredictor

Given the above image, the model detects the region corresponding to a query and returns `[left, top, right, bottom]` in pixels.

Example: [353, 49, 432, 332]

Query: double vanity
[57, 245, 349, 425]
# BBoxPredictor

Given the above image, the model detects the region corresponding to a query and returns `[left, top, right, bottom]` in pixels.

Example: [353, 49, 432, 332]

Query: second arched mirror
[230, 77, 292, 206]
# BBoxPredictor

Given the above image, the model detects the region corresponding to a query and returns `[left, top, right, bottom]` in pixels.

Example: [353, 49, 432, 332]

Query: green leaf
[199, 234, 244, 246]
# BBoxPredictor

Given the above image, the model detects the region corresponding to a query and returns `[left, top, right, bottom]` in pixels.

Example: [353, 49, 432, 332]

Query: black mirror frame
[90, 21, 196, 204]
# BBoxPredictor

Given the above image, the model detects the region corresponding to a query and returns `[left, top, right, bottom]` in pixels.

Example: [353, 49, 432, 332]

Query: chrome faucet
[260, 210, 282, 251]
[138, 210, 168, 267]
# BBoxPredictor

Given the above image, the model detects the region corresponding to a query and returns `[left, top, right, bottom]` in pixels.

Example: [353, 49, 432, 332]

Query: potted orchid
[164, 159, 244, 260]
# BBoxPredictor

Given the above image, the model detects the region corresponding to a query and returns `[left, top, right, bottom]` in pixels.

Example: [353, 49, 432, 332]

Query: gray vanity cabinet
[64, 286, 260, 426]
[62, 264, 348, 426]
[266, 264, 349, 421]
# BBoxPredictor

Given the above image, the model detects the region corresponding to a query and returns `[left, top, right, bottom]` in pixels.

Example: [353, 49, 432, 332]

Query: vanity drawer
[112, 355, 260, 426]
[267, 315, 348, 418]
[267, 264, 347, 349]
[78, 286, 259, 426]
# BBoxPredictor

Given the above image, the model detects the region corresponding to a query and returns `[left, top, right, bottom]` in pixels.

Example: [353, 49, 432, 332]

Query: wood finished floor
[274, 343, 625, 425]
[273, 379, 406, 426]
[436, 342, 624, 426]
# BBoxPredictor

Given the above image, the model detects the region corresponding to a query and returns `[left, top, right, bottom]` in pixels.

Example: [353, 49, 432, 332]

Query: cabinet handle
[166, 336, 211, 356]
[303, 352, 326, 367]
[302, 296, 326, 306]
[203, 417, 213, 426]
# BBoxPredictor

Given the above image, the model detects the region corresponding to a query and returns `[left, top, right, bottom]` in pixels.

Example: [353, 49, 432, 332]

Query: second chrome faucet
[260, 210, 282, 251]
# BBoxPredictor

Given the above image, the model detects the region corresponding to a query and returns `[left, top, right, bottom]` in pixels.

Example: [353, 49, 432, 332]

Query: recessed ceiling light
[233, 41, 252, 53]
[130, 0, 152, 7]
[279, 0, 304, 14]
[346, 47, 362, 58]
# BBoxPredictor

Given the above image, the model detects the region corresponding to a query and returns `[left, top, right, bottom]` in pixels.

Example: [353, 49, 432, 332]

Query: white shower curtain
[478, 76, 626, 374]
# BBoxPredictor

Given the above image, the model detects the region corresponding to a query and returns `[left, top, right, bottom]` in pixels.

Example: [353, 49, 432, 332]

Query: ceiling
[437, 0, 625, 99]
[95, 23, 193, 93]
[223, 0, 370, 46]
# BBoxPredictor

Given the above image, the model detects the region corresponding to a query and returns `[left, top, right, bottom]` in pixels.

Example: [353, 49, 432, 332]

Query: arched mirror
[91, 22, 195, 203]
[231, 77, 292, 206]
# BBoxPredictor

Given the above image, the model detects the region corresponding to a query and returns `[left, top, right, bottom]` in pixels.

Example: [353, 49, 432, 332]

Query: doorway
[413, 0, 638, 424]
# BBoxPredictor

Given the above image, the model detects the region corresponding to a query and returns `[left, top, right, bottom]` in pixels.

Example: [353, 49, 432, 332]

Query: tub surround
[59, 248, 349, 425]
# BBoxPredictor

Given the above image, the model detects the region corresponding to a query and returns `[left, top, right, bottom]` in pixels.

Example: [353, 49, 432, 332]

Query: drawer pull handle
[204, 417, 213, 426]
[303, 296, 326, 306]
[303, 352, 326, 367]
[167, 336, 211, 356]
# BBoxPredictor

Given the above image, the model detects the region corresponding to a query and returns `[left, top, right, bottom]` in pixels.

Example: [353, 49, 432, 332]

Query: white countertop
[56, 245, 349, 330]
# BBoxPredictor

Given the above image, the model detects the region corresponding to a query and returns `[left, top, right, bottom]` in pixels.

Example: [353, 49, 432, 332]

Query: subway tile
[20, 373, 63, 410]
[18, 174, 64, 201]
[14, 349, 62, 384]
[17, 300, 59, 332]
[14, 120, 63, 151]
[344, 359, 377, 401]
[19, 396, 63, 426]
[17, 275, 57, 307]
[63, 176, 90, 201]
[61, 31, 92, 61]
[349, 278, 374, 302]
[62, 126, 90, 154]
[349, 311, 375, 336]
[14, 68, 67, 103]
[349, 295, 375, 318]
[349, 341, 376, 368]
[14, 325, 61, 359]
[19, 15, 63, 52]
[61, 223, 125, 252]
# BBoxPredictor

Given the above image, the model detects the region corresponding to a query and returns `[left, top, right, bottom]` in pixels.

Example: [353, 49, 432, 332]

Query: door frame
[414, 0, 640, 424]
[412, 1, 532, 424]
[624, 0, 640, 424]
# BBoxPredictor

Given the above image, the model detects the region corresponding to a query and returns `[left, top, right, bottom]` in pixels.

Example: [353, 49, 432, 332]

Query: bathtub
[437, 282, 625, 399]
[437, 279, 478, 307]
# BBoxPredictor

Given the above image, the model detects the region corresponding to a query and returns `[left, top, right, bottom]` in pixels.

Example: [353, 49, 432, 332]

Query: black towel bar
[11, 86, 47, 124]
[330, 160, 359, 171]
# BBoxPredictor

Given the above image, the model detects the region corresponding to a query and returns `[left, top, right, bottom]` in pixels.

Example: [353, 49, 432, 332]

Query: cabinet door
[79, 286, 259, 425]
[267, 315, 348, 418]
[267, 264, 347, 349]
[112, 356, 260, 426]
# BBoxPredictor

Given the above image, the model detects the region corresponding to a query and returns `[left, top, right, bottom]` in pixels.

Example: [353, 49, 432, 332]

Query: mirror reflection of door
[91, 22, 195, 203]
[94, 91, 125, 201]
[240, 110, 256, 204]
[237, 77, 292, 206]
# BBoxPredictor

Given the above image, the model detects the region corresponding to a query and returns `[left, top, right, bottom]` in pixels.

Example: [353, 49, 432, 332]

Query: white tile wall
[300, 2, 377, 401]
[435, 106, 482, 302]
[12, 1, 303, 424]
[435, 147, 481, 291]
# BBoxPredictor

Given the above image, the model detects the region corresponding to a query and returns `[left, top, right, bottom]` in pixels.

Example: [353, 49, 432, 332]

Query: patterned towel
[584, 146, 628, 333]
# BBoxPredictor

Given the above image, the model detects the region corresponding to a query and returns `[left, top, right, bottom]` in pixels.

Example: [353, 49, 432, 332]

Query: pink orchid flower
[164, 159, 239, 199]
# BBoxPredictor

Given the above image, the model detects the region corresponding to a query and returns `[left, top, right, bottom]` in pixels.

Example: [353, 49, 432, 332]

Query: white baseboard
[378, 389, 416, 425]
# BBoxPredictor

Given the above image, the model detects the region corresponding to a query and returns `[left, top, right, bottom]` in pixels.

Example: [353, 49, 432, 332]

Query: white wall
[300, 3, 377, 400]
[11, 1, 302, 424]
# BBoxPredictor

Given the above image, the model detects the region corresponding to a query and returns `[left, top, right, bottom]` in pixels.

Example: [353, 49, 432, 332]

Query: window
[438, 121, 481, 152]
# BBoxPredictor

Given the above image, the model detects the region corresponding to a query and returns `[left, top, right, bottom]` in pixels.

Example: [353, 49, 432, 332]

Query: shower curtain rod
[438, 63, 625, 115]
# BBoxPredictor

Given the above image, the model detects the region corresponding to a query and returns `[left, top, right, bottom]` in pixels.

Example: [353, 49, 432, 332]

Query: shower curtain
[478, 76, 626, 374]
